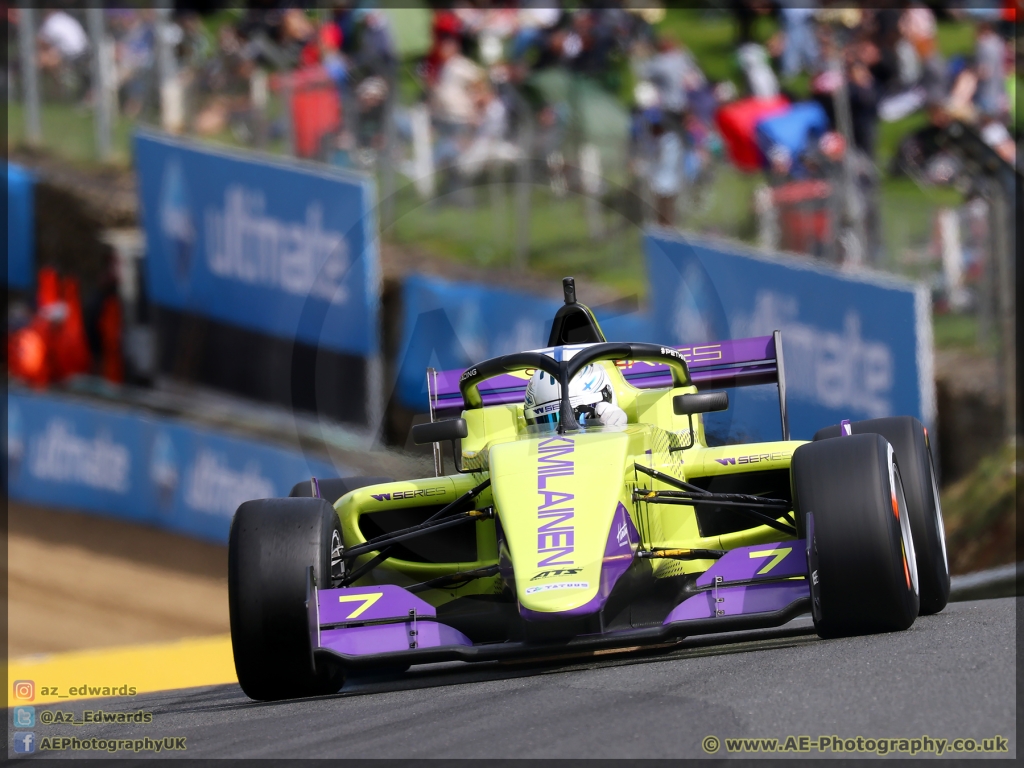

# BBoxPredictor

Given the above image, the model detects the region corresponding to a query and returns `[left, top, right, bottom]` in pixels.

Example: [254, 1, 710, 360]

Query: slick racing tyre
[290, 476, 394, 504]
[229, 497, 346, 701]
[792, 433, 920, 638]
[815, 417, 949, 615]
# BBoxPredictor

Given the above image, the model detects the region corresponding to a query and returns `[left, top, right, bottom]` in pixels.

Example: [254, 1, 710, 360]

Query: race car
[228, 278, 949, 701]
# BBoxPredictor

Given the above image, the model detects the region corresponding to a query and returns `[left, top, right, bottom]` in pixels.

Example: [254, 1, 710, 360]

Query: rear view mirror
[411, 418, 468, 446]
[673, 391, 729, 416]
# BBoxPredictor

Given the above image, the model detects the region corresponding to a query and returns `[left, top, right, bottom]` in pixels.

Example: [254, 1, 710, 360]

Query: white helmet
[524, 364, 617, 426]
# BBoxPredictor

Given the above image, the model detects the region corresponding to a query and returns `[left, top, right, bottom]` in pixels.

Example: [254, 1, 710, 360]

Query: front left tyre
[228, 497, 345, 701]
[792, 433, 920, 638]
[815, 417, 949, 615]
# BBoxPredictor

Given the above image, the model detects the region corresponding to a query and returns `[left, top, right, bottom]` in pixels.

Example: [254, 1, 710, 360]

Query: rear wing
[427, 331, 790, 440]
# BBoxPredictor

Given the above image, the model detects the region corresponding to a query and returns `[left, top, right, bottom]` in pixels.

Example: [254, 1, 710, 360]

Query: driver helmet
[524, 363, 617, 426]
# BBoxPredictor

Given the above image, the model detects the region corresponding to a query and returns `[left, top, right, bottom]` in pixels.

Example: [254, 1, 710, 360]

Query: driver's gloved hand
[594, 401, 628, 427]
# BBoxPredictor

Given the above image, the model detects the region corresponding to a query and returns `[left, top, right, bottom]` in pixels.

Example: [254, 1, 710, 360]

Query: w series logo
[371, 488, 446, 502]
[715, 452, 791, 466]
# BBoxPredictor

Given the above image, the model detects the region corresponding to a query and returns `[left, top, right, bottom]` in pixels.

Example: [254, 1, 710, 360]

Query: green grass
[941, 442, 1017, 573]
[387, 181, 647, 297]
[8, 101, 137, 168]
[933, 313, 981, 350]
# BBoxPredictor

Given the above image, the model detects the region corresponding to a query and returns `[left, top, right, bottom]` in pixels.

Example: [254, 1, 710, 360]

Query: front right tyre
[792, 433, 920, 638]
[228, 496, 345, 701]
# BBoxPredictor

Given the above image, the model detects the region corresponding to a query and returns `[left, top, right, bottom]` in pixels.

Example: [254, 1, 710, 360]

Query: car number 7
[748, 547, 792, 575]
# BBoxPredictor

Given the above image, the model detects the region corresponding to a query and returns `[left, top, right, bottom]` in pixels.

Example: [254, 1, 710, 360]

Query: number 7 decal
[748, 547, 792, 575]
[337, 592, 383, 619]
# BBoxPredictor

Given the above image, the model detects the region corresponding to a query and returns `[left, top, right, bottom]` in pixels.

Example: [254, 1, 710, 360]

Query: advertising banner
[7, 164, 35, 289]
[134, 132, 380, 357]
[6, 390, 344, 544]
[394, 274, 654, 410]
[645, 230, 934, 441]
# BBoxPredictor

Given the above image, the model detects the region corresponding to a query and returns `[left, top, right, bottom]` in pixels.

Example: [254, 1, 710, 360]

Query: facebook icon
[13, 732, 35, 754]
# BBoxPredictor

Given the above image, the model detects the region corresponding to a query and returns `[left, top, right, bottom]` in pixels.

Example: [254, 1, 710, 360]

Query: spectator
[639, 34, 704, 115]
[645, 110, 683, 226]
[847, 35, 881, 158]
[113, 10, 157, 119]
[458, 80, 522, 178]
[36, 9, 89, 97]
[431, 34, 485, 172]
[776, 1, 819, 80]
[974, 21, 1007, 118]
[511, 6, 562, 63]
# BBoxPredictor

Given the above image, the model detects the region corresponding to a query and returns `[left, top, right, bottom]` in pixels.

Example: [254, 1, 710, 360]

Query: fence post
[988, 175, 1016, 440]
[381, 78, 397, 231]
[513, 93, 533, 271]
[17, 4, 41, 147]
[86, 9, 112, 160]
[155, 8, 184, 134]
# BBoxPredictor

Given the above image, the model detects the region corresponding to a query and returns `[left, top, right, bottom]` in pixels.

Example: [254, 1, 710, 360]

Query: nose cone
[489, 431, 637, 617]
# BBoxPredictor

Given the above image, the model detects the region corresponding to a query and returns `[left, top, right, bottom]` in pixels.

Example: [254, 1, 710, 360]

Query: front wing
[306, 541, 811, 671]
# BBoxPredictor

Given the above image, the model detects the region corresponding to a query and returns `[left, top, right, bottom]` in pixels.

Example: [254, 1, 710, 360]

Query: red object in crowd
[50, 276, 92, 380]
[715, 96, 790, 172]
[98, 294, 124, 385]
[423, 10, 463, 86]
[36, 265, 61, 308]
[8, 322, 49, 389]
[8, 268, 107, 388]
[272, 66, 341, 159]
[772, 180, 833, 255]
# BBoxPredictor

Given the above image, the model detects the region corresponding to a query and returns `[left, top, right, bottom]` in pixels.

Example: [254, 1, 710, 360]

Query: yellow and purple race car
[228, 278, 949, 701]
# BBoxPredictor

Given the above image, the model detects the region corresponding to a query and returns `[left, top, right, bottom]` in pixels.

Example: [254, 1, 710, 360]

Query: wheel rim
[927, 449, 949, 575]
[891, 459, 920, 597]
[330, 529, 344, 586]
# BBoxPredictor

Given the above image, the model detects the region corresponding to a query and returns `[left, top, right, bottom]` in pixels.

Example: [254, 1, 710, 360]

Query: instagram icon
[12, 680, 34, 702]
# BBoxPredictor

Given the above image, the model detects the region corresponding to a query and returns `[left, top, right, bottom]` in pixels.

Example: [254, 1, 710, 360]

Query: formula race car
[228, 278, 950, 701]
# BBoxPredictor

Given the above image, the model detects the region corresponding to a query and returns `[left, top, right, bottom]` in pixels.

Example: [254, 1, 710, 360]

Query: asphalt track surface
[14, 597, 1017, 759]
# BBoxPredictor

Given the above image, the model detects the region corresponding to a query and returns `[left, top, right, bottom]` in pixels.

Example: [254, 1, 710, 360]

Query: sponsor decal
[8, 403, 24, 477]
[536, 436, 575, 568]
[183, 449, 274, 517]
[370, 487, 446, 502]
[524, 581, 589, 595]
[531, 568, 583, 581]
[613, 344, 723, 370]
[616, 519, 629, 546]
[149, 431, 178, 510]
[459, 368, 478, 383]
[715, 451, 792, 467]
[28, 420, 131, 493]
[733, 290, 894, 418]
[159, 159, 196, 288]
[205, 186, 350, 304]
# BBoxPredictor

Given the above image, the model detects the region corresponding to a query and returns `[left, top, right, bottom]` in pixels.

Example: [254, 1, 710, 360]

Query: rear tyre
[815, 417, 949, 615]
[289, 476, 394, 503]
[228, 497, 346, 701]
[792, 433, 920, 638]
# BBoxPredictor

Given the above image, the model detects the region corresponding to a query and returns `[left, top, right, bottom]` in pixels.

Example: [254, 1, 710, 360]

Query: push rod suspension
[407, 564, 501, 593]
[633, 464, 797, 537]
[339, 478, 492, 586]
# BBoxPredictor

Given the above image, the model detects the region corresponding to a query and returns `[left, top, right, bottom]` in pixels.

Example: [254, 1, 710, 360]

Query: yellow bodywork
[335, 362, 805, 612]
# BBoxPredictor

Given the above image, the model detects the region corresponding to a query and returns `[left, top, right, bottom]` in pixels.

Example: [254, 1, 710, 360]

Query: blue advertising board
[134, 132, 380, 357]
[645, 230, 934, 441]
[7, 164, 35, 289]
[6, 390, 347, 544]
[394, 274, 654, 411]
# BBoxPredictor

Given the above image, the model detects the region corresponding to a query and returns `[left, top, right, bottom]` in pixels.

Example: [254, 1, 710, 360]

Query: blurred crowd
[7, 4, 1020, 247]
